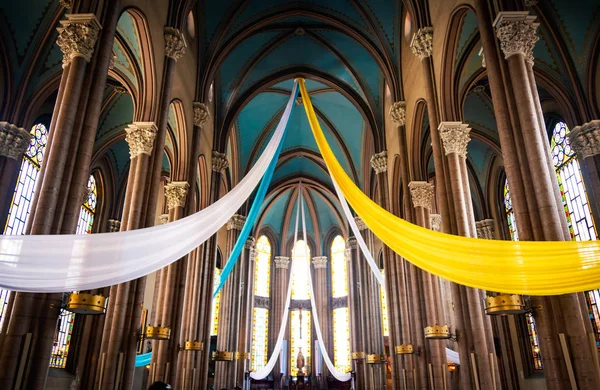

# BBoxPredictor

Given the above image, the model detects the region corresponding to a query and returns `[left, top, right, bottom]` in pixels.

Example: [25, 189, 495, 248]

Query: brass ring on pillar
[65, 293, 107, 315]
[212, 351, 234, 361]
[485, 294, 526, 315]
[234, 352, 250, 360]
[351, 352, 366, 360]
[395, 344, 414, 355]
[145, 325, 171, 340]
[366, 354, 386, 364]
[184, 341, 202, 351]
[424, 324, 451, 340]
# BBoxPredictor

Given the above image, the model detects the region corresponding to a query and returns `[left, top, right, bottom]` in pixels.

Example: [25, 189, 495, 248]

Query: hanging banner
[298, 78, 600, 296]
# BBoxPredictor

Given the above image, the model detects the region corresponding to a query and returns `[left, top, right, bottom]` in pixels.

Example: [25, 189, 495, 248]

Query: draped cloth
[0, 86, 299, 293]
[298, 78, 600, 296]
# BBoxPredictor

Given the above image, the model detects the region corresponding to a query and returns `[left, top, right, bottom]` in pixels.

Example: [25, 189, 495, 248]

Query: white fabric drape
[301, 192, 351, 382]
[0, 84, 298, 292]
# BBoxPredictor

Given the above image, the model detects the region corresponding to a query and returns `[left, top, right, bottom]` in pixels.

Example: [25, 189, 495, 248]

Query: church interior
[1, 0, 600, 389]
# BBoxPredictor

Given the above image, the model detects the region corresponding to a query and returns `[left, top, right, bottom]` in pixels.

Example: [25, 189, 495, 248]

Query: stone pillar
[236, 238, 256, 385]
[408, 182, 449, 390]
[494, 13, 599, 389]
[346, 237, 367, 390]
[439, 121, 499, 389]
[0, 123, 31, 228]
[312, 256, 330, 388]
[214, 214, 247, 389]
[568, 121, 600, 224]
[389, 102, 413, 223]
[271, 256, 290, 388]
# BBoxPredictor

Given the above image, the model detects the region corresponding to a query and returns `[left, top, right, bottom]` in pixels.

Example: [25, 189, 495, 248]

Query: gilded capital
[568, 120, 600, 159]
[476, 219, 495, 239]
[193, 102, 210, 128]
[370, 151, 388, 174]
[212, 151, 229, 173]
[125, 122, 157, 159]
[164, 181, 189, 210]
[408, 181, 434, 210]
[410, 27, 433, 60]
[494, 12, 538, 65]
[164, 27, 186, 61]
[439, 122, 471, 158]
[354, 216, 367, 231]
[430, 214, 442, 232]
[312, 256, 328, 269]
[0, 122, 32, 160]
[107, 219, 121, 232]
[274, 256, 290, 269]
[56, 14, 102, 66]
[159, 214, 169, 225]
[389, 102, 406, 126]
[227, 214, 246, 231]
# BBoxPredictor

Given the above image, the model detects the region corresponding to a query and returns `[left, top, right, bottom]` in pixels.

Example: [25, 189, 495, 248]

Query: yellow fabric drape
[298, 78, 600, 295]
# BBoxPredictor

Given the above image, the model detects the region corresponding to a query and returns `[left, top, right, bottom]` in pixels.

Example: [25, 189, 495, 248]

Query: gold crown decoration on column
[184, 341, 203, 351]
[370, 151, 388, 174]
[568, 120, 600, 160]
[212, 350, 234, 361]
[125, 122, 158, 159]
[0, 122, 32, 160]
[56, 14, 102, 66]
[351, 352, 366, 360]
[493, 12, 539, 66]
[145, 325, 171, 340]
[164, 27, 186, 61]
[312, 256, 328, 269]
[389, 101, 406, 126]
[424, 324, 451, 339]
[395, 344, 414, 355]
[164, 181, 190, 210]
[193, 102, 210, 128]
[439, 122, 471, 159]
[485, 294, 526, 315]
[65, 293, 107, 315]
[410, 27, 433, 60]
[234, 352, 250, 360]
[366, 354, 387, 364]
[212, 151, 229, 173]
[408, 181, 435, 211]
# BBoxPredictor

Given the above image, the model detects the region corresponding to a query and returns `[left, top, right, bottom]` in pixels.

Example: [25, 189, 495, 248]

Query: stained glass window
[76, 175, 97, 234]
[49, 307, 75, 369]
[210, 268, 221, 336]
[331, 236, 348, 297]
[503, 180, 519, 241]
[380, 269, 389, 337]
[291, 240, 311, 376]
[526, 313, 543, 370]
[251, 236, 271, 371]
[330, 236, 350, 372]
[291, 240, 310, 300]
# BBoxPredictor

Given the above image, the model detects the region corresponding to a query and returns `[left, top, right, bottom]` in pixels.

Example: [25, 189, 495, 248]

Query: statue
[296, 347, 305, 374]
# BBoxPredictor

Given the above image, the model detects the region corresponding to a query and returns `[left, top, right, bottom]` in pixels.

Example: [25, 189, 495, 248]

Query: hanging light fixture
[395, 344, 414, 355]
[145, 325, 171, 340]
[424, 324, 451, 340]
[485, 294, 526, 315]
[184, 341, 202, 351]
[65, 292, 107, 315]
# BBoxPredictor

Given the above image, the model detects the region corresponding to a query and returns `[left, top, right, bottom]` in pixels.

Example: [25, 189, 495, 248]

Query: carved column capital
[164, 181, 189, 210]
[274, 256, 290, 269]
[494, 12, 538, 65]
[346, 237, 357, 251]
[410, 27, 433, 60]
[245, 236, 256, 250]
[107, 219, 121, 232]
[439, 122, 471, 158]
[193, 102, 210, 128]
[164, 27, 186, 61]
[125, 122, 157, 159]
[0, 122, 32, 159]
[430, 214, 442, 232]
[408, 181, 435, 210]
[568, 120, 600, 159]
[56, 14, 102, 66]
[312, 256, 328, 269]
[227, 214, 246, 231]
[370, 151, 388, 174]
[476, 219, 495, 239]
[478, 47, 486, 68]
[212, 151, 229, 173]
[354, 216, 367, 231]
[159, 214, 169, 225]
[389, 101, 406, 126]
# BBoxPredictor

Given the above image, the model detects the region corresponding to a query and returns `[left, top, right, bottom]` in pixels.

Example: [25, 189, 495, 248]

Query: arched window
[503, 180, 518, 241]
[251, 235, 271, 371]
[76, 175, 98, 234]
[210, 268, 221, 336]
[331, 235, 350, 373]
[290, 240, 311, 376]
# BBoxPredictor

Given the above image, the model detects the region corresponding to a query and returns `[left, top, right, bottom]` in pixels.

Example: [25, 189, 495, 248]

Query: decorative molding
[106, 219, 121, 232]
[430, 214, 442, 232]
[370, 151, 388, 174]
[108, 50, 116, 70]
[410, 27, 433, 60]
[347, 237, 358, 249]
[312, 256, 328, 269]
[354, 216, 367, 231]
[568, 120, 600, 159]
[59, 0, 73, 9]
[114, 85, 128, 94]
[274, 256, 290, 269]
[245, 237, 256, 250]
[227, 214, 246, 231]
[478, 47, 486, 68]
[164, 27, 186, 61]
[56, 14, 102, 66]
[159, 214, 169, 225]
[211, 151, 228, 173]
[332, 296, 348, 310]
[193, 102, 209, 128]
[389, 102, 406, 126]
[408, 181, 435, 210]
[295, 96, 303, 106]
[472, 85, 486, 94]
[0, 122, 31, 159]
[164, 181, 189, 210]
[344, 248, 352, 261]
[290, 299, 311, 310]
[125, 122, 157, 159]
[476, 219, 495, 239]
[254, 296, 270, 309]
[438, 122, 471, 158]
[494, 12, 538, 65]
[525, 0, 538, 7]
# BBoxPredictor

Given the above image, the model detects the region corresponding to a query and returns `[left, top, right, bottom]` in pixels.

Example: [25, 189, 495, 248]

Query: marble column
[0, 123, 31, 228]
[408, 182, 449, 390]
[271, 256, 291, 388]
[346, 237, 367, 390]
[214, 214, 247, 389]
[569, 121, 600, 224]
[312, 256, 330, 388]
[0, 15, 102, 390]
[495, 13, 599, 389]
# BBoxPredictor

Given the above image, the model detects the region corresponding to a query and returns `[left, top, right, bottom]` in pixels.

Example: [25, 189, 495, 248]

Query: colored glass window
[251, 236, 271, 370]
[210, 268, 221, 336]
